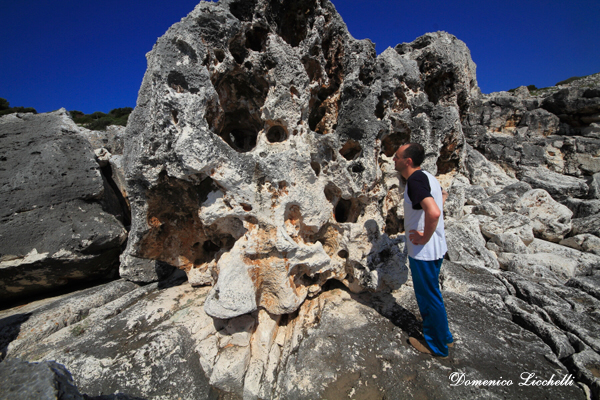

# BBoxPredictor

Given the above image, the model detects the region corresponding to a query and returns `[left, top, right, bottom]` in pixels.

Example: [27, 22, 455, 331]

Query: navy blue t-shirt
[406, 170, 432, 210]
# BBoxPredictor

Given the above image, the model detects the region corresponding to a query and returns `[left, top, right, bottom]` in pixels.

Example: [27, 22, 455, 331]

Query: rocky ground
[1, 0, 600, 399]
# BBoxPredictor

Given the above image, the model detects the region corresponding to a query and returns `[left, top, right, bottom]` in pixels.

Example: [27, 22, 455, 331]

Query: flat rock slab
[0, 277, 586, 400]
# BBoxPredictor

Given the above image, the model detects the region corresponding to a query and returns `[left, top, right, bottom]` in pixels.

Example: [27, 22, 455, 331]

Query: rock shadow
[0, 313, 31, 361]
[354, 219, 425, 340]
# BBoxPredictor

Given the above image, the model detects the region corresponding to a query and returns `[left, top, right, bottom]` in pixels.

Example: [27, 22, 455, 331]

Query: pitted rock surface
[120, 0, 476, 319]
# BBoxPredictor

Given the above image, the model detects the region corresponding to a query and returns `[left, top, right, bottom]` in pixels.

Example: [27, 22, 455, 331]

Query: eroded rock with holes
[120, 0, 475, 319]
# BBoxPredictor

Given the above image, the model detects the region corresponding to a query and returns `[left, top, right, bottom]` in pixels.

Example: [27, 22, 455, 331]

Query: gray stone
[485, 181, 532, 212]
[0, 109, 127, 302]
[472, 201, 504, 217]
[464, 184, 488, 205]
[518, 166, 588, 200]
[527, 238, 600, 276]
[487, 233, 529, 254]
[563, 349, 600, 400]
[563, 197, 600, 218]
[443, 174, 469, 219]
[464, 144, 518, 188]
[571, 214, 600, 237]
[445, 216, 500, 270]
[481, 212, 535, 245]
[560, 234, 600, 255]
[504, 296, 575, 359]
[515, 189, 572, 242]
[0, 358, 84, 400]
[498, 252, 577, 284]
[566, 275, 600, 301]
[440, 260, 509, 318]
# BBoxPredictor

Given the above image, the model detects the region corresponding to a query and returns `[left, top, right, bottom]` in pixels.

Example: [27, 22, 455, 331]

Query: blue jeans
[409, 256, 453, 356]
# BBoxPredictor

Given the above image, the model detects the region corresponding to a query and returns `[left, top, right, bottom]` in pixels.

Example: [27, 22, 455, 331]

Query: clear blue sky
[1, 0, 598, 114]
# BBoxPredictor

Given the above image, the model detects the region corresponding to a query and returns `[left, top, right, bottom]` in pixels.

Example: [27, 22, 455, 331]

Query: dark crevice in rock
[267, 0, 318, 48]
[99, 163, 131, 227]
[167, 71, 189, 92]
[436, 140, 462, 174]
[229, 0, 257, 22]
[334, 198, 362, 223]
[310, 161, 321, 176]
[384, 207, 402, 236]
[351, 162, 365, 174]
[139, 173, 220, 270]
[245, 26, 269, 52]
[266, 125, 287, 143]
[339, 139, 362, 160]
[174, 39, 198, 62]
[229, 33, 248, 64]
[214, 48, 225, 63]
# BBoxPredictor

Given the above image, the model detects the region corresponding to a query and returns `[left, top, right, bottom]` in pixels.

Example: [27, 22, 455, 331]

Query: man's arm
[408, 197, 441, 245]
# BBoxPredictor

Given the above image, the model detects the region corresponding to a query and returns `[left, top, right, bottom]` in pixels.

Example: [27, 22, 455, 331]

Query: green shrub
[556, 76, 582, 86]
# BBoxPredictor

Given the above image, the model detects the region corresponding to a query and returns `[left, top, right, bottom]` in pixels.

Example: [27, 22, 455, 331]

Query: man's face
[393, 145, 409, 173]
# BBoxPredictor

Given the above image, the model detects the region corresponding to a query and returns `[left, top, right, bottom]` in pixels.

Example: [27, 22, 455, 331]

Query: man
[393, 143, 453, 358]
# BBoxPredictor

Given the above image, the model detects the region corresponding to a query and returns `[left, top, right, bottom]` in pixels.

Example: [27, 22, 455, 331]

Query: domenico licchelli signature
[449, 372, 575, 387]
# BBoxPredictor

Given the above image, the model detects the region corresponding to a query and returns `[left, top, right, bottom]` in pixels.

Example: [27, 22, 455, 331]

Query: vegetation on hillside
[0, 98, 37, 116]
[1, 97, 132, 131]
[69, 108, 133, 130]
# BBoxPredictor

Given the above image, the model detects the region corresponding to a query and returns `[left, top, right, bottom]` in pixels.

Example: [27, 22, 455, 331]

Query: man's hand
[408, 229, 427, 245]
[409, 197, 441, 246]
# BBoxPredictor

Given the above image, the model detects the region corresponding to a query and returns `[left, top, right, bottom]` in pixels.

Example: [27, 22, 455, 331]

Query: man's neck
[402, 166, 421, 180]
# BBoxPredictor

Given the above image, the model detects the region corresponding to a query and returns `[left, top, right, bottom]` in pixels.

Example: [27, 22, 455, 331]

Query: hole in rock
[229, 0, 256, 22]
[424, 71, 455, 105]
[244, 61, 253, 69]
[339, 140, 362, 161]
[436, 140, 461, 174]
[308, 103, 327, 132]
[266, 126, 287, 143]
[171, 110, 179, 125]
[140, 173, 220, 270]
[241, 203, 253, 211]
[338, 249, 349, 259]
[310, 162, 321, 177]
[168, 71, 189, 92]
[245, 27, 269, 52]
[384, 207, 402, 236]
[229, 36, 248, 64]
[334, 198, 363, 224]
[214, 49, 225, 63]
[174, 39, 198, 62]
[268, 0, 317, 47]
[324, 183, 341, 204]
[351, 163, 365, 173]
[375, 96, 385, 119]
[290, 86, 300, 98]
[302, 57, 322, 83]
[381, 128, 410, 157]
[393, 89, 409, 111]
[335, 199, 352, 223]
[229, 128, 257, 152]
[218, 109, 262, 153]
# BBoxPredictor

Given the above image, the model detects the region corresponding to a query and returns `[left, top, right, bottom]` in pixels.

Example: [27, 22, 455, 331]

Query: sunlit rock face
[121, 0, 477, 319]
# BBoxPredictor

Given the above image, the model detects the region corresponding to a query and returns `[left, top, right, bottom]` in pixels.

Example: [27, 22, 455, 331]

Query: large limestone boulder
[0, 110, 127, 302]
[515, 189, 572, 242]
[120, 0, 476, 319]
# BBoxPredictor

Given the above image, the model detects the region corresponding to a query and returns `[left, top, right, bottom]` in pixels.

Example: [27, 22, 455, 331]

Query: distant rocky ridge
[1, 0, 600, 399]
